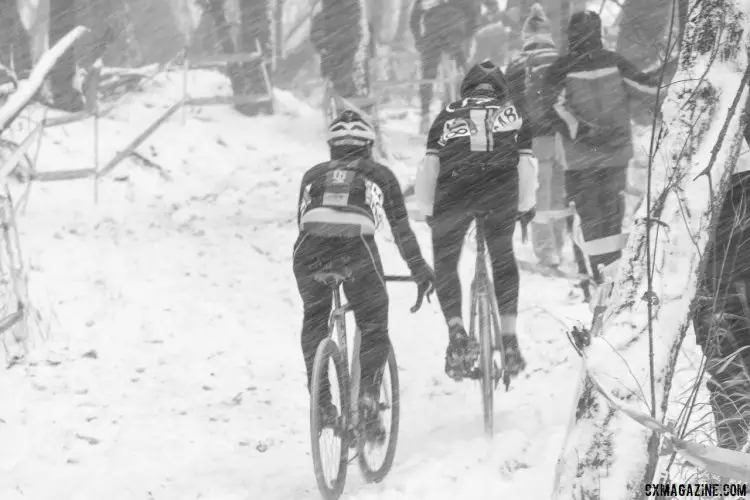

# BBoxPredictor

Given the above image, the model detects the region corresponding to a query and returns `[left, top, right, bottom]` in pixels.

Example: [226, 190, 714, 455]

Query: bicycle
[309, 262, 428, 500]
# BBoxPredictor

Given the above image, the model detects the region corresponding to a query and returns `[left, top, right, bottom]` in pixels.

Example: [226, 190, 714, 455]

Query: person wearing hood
[414, 60, 537, 381]
[543, 10, 660, 308]
[506, 3, 567, 268]
[410, 0, 481, 133]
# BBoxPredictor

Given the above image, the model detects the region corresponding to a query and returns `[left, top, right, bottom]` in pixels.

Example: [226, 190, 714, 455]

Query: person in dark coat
[543, 10, 660, 310]
[411, 0, 481, 132]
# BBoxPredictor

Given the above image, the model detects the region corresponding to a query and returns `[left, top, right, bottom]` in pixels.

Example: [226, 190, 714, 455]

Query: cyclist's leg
[431, 210, 472, 327]
[293, 235, 334, 400]
[343, 236, 390, 399]
[343, 236, 390, 433]
[485, 190, 526, 375]
[431, 210, 475, 377]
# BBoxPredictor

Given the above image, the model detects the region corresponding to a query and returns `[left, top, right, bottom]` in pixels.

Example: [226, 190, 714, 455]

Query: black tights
[431, 210, 519, 327]
[293, 234, 389, 402]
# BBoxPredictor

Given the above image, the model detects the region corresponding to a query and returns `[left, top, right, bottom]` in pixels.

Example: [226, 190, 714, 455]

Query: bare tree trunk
[553, 1, 750, 496]
[236, 0, 273, 115]
[48, 0, 83, 111]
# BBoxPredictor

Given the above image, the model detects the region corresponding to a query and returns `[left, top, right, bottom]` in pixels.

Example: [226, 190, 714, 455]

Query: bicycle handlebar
[384, 275, 431, 313]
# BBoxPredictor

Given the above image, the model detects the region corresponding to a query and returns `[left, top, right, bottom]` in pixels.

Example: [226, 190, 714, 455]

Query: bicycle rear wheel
[357, 344, 400, 483]
[310, 338, 350, 500]
[477, 293, 494, 437]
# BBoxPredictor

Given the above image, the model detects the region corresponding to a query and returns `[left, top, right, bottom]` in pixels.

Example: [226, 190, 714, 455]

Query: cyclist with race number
[415, 60, 538, 381]
[293, 110, 435, 434]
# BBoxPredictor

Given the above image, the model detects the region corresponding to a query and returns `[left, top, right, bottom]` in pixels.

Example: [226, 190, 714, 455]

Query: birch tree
[552, 0, 750, 497]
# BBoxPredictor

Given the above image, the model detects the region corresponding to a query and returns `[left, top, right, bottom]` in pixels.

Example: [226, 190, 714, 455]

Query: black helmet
[460, 60, 508, 99]
[327, 109, 376, 148]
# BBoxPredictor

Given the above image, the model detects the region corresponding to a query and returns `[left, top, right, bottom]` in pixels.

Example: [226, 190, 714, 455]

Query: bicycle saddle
[313, 267, 354, 286]
[467, 209, 492, 218]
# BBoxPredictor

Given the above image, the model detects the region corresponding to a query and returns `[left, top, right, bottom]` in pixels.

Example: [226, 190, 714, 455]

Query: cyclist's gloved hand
[411, 262, 436, 312]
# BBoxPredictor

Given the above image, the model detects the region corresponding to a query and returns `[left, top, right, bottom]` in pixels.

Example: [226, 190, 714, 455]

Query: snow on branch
[0, 26, 89, 134]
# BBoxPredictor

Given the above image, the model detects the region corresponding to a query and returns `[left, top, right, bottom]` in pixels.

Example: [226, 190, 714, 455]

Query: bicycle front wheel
[477, 294, 494, 438]
[310, 338, 350, 500]
[357, 344, 400, 483]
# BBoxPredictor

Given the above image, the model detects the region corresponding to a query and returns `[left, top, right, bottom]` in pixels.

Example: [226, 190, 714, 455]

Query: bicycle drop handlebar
[384, 275, 431, 313]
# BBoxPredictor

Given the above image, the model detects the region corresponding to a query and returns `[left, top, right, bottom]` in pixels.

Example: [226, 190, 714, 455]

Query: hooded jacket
[543, 11, 660, 170]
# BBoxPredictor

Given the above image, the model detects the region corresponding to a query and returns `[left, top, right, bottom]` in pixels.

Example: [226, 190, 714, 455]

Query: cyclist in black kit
[415, 60, 538, 380]
[293, 110, 435, 430]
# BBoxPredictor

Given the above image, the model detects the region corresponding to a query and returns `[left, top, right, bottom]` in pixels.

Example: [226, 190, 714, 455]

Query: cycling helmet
[459, 60, 508, 99]
[327, 109, 376, 148]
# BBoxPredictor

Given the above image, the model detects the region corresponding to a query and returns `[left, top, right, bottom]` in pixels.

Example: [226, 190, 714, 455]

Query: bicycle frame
[322, 274, 415, 432]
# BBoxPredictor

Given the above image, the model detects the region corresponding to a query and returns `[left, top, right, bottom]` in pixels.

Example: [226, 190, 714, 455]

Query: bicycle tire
[310, 338, 350, 500]
[357, 344, 400, 483]
[477, 293, 494, 438]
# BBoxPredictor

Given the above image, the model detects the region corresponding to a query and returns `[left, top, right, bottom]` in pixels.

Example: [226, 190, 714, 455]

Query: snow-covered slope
[0, 71, 692, 499]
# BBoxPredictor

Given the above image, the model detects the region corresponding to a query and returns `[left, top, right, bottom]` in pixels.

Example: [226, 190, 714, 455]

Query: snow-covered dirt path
[0, 72, 593, 500]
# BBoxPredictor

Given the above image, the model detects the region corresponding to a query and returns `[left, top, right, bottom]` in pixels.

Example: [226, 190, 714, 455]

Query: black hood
[568, 11, 603, 55]
[460, 60, 509, 99]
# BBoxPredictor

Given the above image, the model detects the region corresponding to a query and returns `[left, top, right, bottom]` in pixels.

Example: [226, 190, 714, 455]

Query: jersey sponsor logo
[438, 117, 477, 146]
[365, 179, 384, 229]
[322, 169, 355, 206]
[490, 103, 522, 132]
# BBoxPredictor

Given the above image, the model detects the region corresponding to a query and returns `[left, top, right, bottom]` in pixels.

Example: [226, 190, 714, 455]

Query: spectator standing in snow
[410, 0, 480, 132]
[693, 113, 750, 451]
[310, 1, 366, 100]
[506, 3, 566, 267]
[543, 10, 659, 306]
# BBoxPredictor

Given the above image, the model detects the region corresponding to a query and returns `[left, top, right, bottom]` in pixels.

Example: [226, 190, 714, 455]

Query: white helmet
[327, 110, 376, 148]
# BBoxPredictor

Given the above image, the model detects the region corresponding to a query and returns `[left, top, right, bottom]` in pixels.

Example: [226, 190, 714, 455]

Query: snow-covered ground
[0, 71, 709, 499]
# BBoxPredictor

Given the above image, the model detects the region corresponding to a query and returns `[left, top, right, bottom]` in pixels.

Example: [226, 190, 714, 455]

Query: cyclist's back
[428, 93, 526, 215]
[293, 110, 434, 428]
[415, 60, 537, 380]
